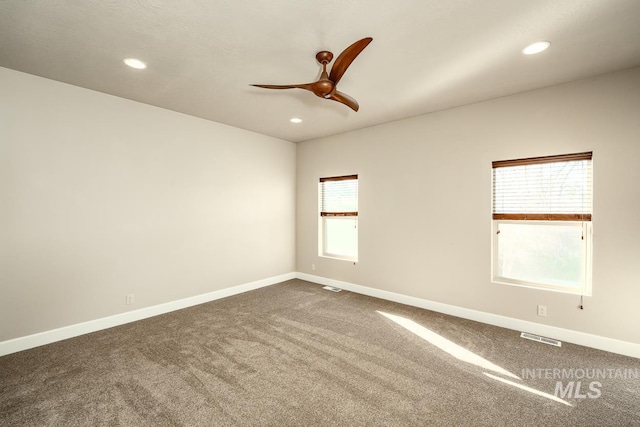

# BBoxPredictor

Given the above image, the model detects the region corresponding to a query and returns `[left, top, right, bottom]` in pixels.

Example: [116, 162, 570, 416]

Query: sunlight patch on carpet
[377, 311, 520, 380]
[483, 373, 572, 406]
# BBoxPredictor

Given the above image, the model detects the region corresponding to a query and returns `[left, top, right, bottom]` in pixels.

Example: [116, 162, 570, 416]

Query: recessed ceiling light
[522, 41, 550, 55]
[123, 58, 147, 69]
[290, 117, 302, 123]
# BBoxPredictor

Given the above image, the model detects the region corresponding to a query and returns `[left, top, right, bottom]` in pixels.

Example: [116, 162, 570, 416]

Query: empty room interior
[1, 1, 639, 425]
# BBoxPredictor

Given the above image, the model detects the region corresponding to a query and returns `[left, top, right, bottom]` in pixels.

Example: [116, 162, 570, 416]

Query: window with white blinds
[492, 152, 592, 221]
[319, 175, 358, 261]
[491, 152, 593, 295]
[320, 175, 358, 217]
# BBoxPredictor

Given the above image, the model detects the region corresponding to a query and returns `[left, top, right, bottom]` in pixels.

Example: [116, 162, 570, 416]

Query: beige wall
[3, 65, 639, 348]
[297, 67, 640, 345]
[0, 67, 296, 341]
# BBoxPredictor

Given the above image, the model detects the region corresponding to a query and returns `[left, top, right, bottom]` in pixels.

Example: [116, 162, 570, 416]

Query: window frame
[491, 152, 593, 295]
[320, 216, 359, 261]
[318, 175, 358, 262]
[491, 219, 593, 295]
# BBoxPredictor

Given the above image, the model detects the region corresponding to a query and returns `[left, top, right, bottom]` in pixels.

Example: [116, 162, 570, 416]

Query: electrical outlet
[311, 264, 316, 271]
[537, 305, 547, 317]
[126, 294, 135, 305]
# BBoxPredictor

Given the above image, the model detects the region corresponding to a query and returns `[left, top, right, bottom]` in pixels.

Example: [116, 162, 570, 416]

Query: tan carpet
[1, 279, 639, 426]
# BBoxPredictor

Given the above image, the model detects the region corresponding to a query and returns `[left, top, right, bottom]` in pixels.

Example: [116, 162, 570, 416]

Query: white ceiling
[1, 0, 639, 143]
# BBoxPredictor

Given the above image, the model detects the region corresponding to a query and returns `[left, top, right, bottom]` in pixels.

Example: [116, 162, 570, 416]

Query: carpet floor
[1, 279, 639, 426]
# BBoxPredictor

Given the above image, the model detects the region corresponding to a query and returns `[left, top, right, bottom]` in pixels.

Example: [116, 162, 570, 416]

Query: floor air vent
[520, 332, 562, 347]
[322, 286, 342, 293]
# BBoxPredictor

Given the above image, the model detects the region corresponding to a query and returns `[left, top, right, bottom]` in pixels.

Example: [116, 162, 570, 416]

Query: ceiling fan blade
[329, 91, 359, 112]
[329, 37, 373, 85]
[250, 83, 313, 90]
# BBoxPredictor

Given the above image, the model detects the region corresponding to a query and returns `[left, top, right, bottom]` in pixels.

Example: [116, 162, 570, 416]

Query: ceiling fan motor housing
[313, 80, 335, 98]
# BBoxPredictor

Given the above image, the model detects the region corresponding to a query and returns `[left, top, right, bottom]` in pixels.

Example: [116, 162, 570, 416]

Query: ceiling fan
[251, 37, 373, 112]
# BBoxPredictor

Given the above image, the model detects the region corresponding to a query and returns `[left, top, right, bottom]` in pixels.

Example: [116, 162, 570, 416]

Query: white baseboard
[4, 272, 638, 359]
[296, 272, 640, 359]
[0, 272, 296, 357]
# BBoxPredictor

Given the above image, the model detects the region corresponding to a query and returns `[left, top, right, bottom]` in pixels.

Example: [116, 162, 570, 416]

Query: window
[492, 152, 593, 295]
[319, 175, 358, 261]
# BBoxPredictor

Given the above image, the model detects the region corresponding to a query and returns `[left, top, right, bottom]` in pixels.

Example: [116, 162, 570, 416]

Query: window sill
[320, 254, 358, 263]
[492, 277, 591, 296]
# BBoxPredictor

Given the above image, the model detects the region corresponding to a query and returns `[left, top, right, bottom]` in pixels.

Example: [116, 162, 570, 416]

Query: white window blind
[492, 152, 592, 221]
[320, 175, 358, 217]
